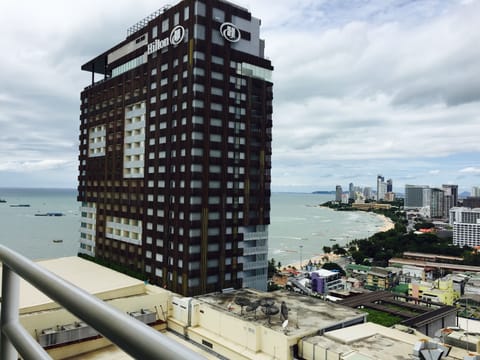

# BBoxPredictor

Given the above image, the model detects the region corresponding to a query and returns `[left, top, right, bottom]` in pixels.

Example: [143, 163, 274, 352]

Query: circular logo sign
[220, 22, 241, 43]
[170, 25, 185, 46]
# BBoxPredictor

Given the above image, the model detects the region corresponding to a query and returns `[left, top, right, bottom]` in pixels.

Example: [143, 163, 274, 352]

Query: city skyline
[1, 0, 480, 192]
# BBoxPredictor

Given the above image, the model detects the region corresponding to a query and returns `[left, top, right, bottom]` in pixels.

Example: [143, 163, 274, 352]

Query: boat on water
[52, 239, 64, 243]
[0, 199, 6, 203]
[329, 238, 337, 241]
[10, 204, 30, 207]
[35, 212, 65, 217]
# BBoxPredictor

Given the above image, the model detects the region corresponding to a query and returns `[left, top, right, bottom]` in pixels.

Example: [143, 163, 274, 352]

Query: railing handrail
[0, 245, 205, 360]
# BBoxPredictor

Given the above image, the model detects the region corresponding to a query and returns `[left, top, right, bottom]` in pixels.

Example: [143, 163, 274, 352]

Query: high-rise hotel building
[78, 0, 273, 296]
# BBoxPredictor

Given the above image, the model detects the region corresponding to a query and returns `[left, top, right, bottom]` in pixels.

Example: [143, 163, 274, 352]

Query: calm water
[269, 193, 386, 266]
[0, 188, 80, 260]
[0, 189, 386, 263]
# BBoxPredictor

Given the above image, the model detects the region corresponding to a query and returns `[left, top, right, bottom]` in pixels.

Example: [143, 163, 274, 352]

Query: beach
[283, 212, 395, 270]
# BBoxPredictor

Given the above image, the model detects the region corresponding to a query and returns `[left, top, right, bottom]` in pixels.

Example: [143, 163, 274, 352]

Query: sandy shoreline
[282, 212, 395, 270]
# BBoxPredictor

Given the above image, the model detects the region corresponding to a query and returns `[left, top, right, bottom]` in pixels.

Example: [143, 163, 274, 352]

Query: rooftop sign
[147, 25, 185, 55]
[220, 22, 241, 42]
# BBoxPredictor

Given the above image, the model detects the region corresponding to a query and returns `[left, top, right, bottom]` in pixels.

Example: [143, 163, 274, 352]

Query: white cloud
[460, 167, 480, 174]
[0, 0, 480, 191]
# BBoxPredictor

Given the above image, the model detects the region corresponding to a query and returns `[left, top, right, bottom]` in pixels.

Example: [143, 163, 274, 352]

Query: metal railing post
[1, 265, 19, 360]
[0, 245, 205, 359]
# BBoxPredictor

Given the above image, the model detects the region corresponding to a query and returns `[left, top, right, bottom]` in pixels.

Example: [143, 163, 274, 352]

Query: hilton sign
[147, 25, 185, 55]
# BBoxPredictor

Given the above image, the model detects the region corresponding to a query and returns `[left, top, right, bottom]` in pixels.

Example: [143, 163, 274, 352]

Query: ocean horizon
[0, 188, 387, 265]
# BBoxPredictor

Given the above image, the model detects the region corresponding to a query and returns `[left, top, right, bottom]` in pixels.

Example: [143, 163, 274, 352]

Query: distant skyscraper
[349, 182, 354, 201]
[430, 188, 445, 218]
[363, 187, 372, 200]
[336, 185, 343, 202]
[78, 0, 273, 296]
[376, 175, 386, 201]
[404, 185, 431, 209]
[387, 179, 393, 193]
[442, 184, 458, 218]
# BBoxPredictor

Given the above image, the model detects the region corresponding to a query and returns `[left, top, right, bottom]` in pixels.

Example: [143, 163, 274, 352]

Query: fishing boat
[35, 212, 65, 217]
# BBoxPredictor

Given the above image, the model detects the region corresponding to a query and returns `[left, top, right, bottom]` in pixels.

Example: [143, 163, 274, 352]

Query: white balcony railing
[0, 245, 205, 360]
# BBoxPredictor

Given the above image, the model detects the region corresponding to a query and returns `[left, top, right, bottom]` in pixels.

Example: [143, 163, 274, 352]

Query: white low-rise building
[450, 207, 480, 247]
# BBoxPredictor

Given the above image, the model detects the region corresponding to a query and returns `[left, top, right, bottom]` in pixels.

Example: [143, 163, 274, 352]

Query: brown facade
[79, 0, 272, 296]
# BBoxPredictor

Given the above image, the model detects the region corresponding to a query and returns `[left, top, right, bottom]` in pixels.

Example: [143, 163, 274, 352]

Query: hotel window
[213, 8, 225, 22]
[211, 118, 222, 127]
[209, 181, 221, 189]
[152, 26, 158, 38]
[194, 51, 205, 60]
[150, 82, 157, 90]
[212, 55, 224, 65]
[193, 99, 204, 108]
[212, 71, 223, 80]
[194, 24, 205, 40]
[210, 149, 221, 158]
[193, 83, 204, 92]
[211, 103, 222, 111]
[184, 5, 190, 20]
[192, 115, 203, 124]
[174, 12, 179, 25]
[210, 134, 221, 142]
[191, 148, 203, 156]
[162, 19, 169, 32]
[211, 87, 223, 96]
[191, 164, 202, 172]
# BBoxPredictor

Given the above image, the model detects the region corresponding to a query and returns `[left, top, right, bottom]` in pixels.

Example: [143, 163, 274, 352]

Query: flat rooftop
[303, 322, 461, 360]
[0, 256, 145, 314]
[195, 288, 366, 336]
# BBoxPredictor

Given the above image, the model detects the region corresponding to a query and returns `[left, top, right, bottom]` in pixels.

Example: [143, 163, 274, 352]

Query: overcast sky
[1, 0, 479, 193]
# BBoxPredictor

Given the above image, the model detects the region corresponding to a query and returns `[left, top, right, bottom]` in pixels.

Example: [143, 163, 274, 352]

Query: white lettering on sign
[147, 25, 185, 55]
[220, 22, 241, 43]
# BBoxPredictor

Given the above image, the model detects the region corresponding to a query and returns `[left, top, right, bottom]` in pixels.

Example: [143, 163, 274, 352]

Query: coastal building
[384, 191, 395, 202]
[78, 0, 273, 296]
[404, 184, 431, 213]
[365, 266, 399, 291]
[299, 322, 466, 360]
[363, 186, 372, 200]
[450, 207, 480, 247]
[376, 175, 387, 201]
[172, 288, 366, 360]
[348, 182, 354, 201]
[338, 291, 457, 337]
[431, 187, 446, 218]
[335, 185, 342, 202]
[387, 178, 393, 192]
[443, 184, 458, 218]
[408, 277, 460, 306]
[463, 197, 480, 208]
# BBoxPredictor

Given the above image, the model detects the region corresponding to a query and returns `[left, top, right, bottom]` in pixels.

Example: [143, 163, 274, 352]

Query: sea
[0, 188, 387, 265]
